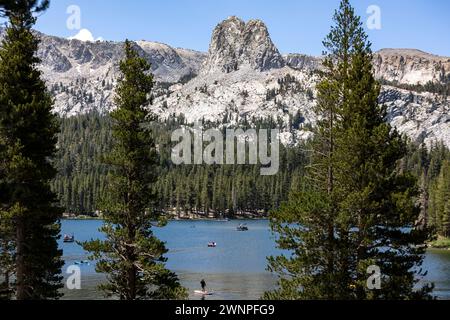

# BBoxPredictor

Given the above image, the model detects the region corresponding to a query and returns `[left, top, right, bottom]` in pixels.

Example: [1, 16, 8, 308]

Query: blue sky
[30, 0, 450, 56]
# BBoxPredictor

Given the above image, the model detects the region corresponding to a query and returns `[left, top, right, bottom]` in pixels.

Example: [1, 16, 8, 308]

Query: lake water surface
[59, 219, 450, 300]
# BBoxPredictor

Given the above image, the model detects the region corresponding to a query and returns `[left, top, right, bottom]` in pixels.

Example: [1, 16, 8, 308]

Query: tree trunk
[127, 221, 137, 300]
[128, 265, 136, 300]
[326, 105, 335, 298]
[15, 216, 27, 300]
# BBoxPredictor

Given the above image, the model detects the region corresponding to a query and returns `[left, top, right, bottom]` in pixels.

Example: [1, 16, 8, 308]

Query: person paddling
[200, 279, 206, 292]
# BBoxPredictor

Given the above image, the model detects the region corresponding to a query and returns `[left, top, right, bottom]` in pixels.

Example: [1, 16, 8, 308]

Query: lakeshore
[429, 237, 450, 250]
[61, 216, 450, 250]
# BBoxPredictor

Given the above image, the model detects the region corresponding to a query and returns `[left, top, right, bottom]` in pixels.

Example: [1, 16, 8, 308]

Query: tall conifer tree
[266, 0, 433, 300]
[0, 0, 63, 300]
[433, 160, 450, 237]
[82, 41, 187, 300]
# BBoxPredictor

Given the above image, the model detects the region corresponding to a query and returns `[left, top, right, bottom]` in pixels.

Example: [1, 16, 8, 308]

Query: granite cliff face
[284, 53, 322, 72]
[380, 88, 450, 147]
[27, 30, 206, 115]
[203, 16, 285, 73]
[0, 18, 448, 147]
[36, 31, 206, 82]
[373, 49, 450, 85]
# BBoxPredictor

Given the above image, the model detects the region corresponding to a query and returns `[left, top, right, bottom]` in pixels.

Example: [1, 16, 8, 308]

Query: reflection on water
[59, 220, 450, 300]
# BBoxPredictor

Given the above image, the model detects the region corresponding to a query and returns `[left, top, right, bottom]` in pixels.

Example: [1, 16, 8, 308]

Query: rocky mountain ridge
[0, 17, 448, 148]
[203, 16, 285, 73]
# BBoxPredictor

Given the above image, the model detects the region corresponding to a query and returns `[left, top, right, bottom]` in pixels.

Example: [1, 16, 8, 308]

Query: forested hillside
[51, 112, 450, 235]
[402, 142, 450, 238]
[51, 112, 307, 217]
[51, 113, 112, 214]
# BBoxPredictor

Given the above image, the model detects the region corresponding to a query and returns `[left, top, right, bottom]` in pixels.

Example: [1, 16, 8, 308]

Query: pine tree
[0, 143, 14, 299]
[201, 171, 210, 214]
[265, 21, 342, 299]
[332, 1, 432, 299]
[82, 40, 187, 300]
[0, 0, 63, 300]
[266, 0, 433, 300]
[434, 160, 450, 237]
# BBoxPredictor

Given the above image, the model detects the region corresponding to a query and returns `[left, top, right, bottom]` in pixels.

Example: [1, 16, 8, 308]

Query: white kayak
[194, 290, 214, 296]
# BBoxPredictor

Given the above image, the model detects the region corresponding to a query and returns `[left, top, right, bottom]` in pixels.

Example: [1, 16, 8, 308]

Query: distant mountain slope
[374, 49, 450, 85]
[0, 18, 448, 147]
